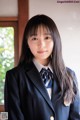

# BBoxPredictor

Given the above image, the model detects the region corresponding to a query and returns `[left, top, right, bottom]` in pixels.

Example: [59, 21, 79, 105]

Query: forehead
[37, 25, 48, 31]
[37, 25, 50, 33]
[29, 24, 51, 36]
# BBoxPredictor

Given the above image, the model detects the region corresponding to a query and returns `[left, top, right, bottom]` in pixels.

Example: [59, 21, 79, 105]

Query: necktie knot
[40, 68, 53, 88]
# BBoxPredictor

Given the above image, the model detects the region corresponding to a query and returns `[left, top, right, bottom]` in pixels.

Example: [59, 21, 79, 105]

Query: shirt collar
[33, 58, 53, 73]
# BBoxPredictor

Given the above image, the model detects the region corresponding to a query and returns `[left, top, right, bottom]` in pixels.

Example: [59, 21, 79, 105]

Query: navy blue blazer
[4, 62, 80, 120]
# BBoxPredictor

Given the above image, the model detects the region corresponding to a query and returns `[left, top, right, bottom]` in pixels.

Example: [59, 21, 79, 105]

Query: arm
[69, 91, 80, 120]
[69, 72, 80, 120]
[4, 70, 24, 120]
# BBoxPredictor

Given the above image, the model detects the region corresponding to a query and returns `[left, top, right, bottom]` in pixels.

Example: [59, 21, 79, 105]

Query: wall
[0, 0, 18, 16]
[29, 0, 80, 87]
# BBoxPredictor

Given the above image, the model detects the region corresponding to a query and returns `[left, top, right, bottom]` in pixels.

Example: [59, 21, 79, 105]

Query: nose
[38, 39, 45, 48]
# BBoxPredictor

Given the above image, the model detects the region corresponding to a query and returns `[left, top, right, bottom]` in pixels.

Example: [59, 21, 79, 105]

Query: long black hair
[19, 14, 77, 103]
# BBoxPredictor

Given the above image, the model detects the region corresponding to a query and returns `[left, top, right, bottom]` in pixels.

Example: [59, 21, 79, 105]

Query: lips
[37, 50, 47, 54]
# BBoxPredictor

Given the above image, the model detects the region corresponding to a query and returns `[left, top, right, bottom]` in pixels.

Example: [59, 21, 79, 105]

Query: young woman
[4, 14, 80, 120]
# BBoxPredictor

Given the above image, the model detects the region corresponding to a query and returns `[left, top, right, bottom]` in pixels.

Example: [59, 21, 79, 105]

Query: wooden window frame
[0, 20, 18, 65]
[0, 19, 18, 112]
[0, 0, 29, 112]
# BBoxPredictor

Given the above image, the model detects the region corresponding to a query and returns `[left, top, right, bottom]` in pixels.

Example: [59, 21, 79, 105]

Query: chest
[18, 73, 70, 120]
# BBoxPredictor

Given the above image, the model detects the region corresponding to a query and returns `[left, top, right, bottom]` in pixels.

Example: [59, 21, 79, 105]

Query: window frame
[0, 20, 18, 65]
[0, 0, 29, 112]
[0, 20, 18, 112]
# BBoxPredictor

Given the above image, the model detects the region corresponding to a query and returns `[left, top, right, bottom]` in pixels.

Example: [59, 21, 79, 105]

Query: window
[0, 21, 18, 111]
[0, 0, 29, 112]
[0, 27, 14, 104]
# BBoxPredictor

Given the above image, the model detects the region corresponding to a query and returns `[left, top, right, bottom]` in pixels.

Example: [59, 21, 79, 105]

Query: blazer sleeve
[4, 70, 24, 120]
[69, 71, 80, 120]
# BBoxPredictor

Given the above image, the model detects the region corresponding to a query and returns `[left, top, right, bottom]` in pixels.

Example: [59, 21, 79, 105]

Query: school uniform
[4, 60, 80, 120]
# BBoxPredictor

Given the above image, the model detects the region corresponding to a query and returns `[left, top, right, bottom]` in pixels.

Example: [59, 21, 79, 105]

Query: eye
[32, 37, 38, 41]
[45, 36, 52, 40]
[45, 36, 49, 40]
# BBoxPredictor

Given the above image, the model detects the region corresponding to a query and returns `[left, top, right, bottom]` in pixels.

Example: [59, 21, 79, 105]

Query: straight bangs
[27, 24, 53, 38]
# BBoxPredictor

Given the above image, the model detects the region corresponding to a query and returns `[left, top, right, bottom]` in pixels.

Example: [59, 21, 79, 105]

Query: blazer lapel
[51, 78, 61, 107]
[25, 62, 54, 112]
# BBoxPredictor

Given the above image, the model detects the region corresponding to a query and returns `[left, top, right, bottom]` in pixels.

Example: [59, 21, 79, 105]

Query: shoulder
[66, 67, 78, 86]
[5, 63, 28, 88]
[66, 67, 76, 78]
[66, 67, 79, 91]
[66, 67, 74, 74]
[6, 61, 35, 77]
[6, 63, 25, 78]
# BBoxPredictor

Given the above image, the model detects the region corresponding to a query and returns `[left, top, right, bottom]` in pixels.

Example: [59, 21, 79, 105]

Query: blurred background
[0, 0, 80, 111]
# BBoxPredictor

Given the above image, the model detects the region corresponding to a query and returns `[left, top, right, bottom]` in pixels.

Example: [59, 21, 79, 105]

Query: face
[28, 25, 54, 65]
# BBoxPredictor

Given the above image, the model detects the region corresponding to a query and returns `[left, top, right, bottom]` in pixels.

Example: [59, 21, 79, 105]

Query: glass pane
[0, 27, 14, 104]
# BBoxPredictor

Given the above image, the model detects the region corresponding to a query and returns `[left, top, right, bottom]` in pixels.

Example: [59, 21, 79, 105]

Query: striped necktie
[40, 68, 53, 88]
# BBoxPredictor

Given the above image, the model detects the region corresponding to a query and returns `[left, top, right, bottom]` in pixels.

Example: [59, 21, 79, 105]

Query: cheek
[28, 41, 33, 51]
[29, 45, 35, 52]
[48, 41, 54, 51]
[28, 44, 37, 55]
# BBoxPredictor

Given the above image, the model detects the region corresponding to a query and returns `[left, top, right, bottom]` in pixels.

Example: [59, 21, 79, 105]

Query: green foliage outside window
[0, 27, 14, 104]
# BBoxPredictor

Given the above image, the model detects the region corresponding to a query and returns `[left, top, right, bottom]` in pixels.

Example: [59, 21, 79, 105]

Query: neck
[36, 58, 50, 66]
